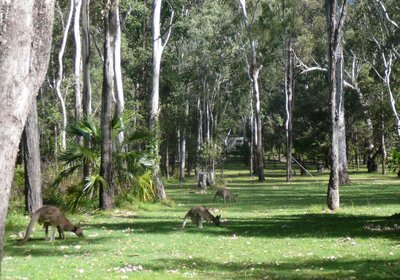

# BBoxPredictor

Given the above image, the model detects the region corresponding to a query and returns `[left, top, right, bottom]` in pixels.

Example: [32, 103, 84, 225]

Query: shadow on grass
[143, 256, 400, 280]
[83, 213, 400, 240]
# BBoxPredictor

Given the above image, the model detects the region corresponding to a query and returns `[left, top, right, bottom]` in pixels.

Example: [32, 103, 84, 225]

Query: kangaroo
[213, 188, 238, 203]
[182, 205, 221, 228]
[21, 205, 84, 243]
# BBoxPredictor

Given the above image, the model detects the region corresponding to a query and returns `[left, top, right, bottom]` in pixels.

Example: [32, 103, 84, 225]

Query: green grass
[3, 161, 400, 279]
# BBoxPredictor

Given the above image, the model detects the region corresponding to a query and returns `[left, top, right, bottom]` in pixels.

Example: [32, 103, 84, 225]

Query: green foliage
[53, 117, 157, 209]
[387, 149, 400, 177]
[198, 140, 223, 163]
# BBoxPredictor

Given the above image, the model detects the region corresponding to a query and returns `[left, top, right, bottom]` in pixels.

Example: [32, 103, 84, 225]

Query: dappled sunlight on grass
[4, 161, 400, 279]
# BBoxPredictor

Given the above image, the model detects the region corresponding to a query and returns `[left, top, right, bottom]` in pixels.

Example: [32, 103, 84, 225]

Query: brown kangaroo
[21, 205, 84, 243]
[182, 205, 221, 228]
[213, 188, 238, 203]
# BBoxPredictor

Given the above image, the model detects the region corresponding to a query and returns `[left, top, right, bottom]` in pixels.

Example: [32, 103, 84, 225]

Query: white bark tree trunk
[239, 0, 265, 181]
[113, 5, 125, 147]
[150, 0, 174, 199]
[0, 0, 55, 271]
[74, 0, 83, 120]
[179, 84, 189, 186]
[285, 38, 294, 182]
[56, 0, 74, 151]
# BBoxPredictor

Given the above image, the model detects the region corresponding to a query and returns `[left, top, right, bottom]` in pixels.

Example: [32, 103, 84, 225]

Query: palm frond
[83, 175, 108, 195]
[59, 145, 100, 166]
[52, 164, 82, 187]
[68, 118, 101, 144]
[134, 170, 156, 202]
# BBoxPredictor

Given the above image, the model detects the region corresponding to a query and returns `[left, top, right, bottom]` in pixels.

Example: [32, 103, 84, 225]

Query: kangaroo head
[73, 226, 84, 237]
[214, 215, 221, 226]
[233, 194, 238, 201]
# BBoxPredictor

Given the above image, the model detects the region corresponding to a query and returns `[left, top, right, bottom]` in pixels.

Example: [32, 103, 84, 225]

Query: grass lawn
[3, 160, 400, 279]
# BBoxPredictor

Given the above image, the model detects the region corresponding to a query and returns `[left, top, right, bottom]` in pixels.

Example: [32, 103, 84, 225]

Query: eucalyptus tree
[81, 0, 92, 117]
[100, 0, 119, 210]
[55, 0, 74, 151]
[74, 0, 83, 120]
[359, 0, 400, 139]
[150, 0, 174, 199]
[113, 2, 125, 147]
[23, 97, 43, 216]
[326, 0, 348, 211]
[239, 0, 265, 181]
[0, 0, 55, 272]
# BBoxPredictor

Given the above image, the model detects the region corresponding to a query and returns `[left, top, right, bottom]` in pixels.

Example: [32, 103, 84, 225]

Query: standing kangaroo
[21, 205, 84, 243]
[182, 205, 221, 228]
[213, 188, 238, 203]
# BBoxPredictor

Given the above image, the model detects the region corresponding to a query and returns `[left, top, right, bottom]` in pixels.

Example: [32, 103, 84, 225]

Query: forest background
[0, 0, 400, 276]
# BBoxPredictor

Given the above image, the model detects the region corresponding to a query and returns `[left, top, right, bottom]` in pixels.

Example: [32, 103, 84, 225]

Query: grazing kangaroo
[213, 188, 238, 203]
[182, 205, 221, 228]
[21, 205, 84, 243]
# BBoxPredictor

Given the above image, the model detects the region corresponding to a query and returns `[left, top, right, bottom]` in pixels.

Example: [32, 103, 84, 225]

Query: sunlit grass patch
[4, 161, 400, 279]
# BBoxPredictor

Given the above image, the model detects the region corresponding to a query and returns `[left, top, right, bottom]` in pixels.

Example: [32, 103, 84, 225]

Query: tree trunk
[150, 0, 173, 200]
[74, 0, 83, 121]
[113, 4, 125, 148]
[23, 97, 43, 216]
[0, 0, 55, 272]
[239, 0, 265, 181]
[338, 48, 350, 185]
[100, 0, 117, 210]
[82, 0, 92, 117]
[55, 0, 74, 151]
[326, 0, 348, 211]
[253, 68, 265, 181]
[81, 0, 92, 179]
[196, 94, 203, 175]
[285, 38, 294, 182]
[179, 84, 189, 186]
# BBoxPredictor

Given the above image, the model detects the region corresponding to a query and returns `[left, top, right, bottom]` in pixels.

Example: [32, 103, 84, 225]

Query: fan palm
[53, 116, 156, 209]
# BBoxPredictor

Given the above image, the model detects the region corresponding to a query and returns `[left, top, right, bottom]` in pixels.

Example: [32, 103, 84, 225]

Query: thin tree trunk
[82, 0, 92, 117]
[179, 84, 189, 186]
[326, 0, 348, 211]
[150, 0, 166, 199]
[0, 0, 55, 272]
[253, 68, 265, 181]
[239, 0, 265, 181]
[285, 38, 294, 182]
[113, 5, 125, 147]
[23, 97, 43, 216]
[381, 92, 387, 175]
[100, 0, 117, 210]
[81, 0, 92, 179]
[150, 0, 173, 199]
[74, 0, 83, 121]
[338, 47, 350, 185]
[196, 94, 203, 176]
[55, 0, 74, 151]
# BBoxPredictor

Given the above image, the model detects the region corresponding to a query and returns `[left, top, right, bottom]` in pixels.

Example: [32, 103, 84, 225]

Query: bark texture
[150, 0, 173, 199]
[23, 97, 43, 216]
[100, 0, 117, 210]
[326, 0, 348, 211]
[285, 39, 294, 182]
[0, 0, 55, 272]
